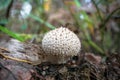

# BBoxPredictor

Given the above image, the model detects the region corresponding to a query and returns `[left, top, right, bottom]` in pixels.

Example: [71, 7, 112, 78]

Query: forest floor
[0, 50, 119, 80]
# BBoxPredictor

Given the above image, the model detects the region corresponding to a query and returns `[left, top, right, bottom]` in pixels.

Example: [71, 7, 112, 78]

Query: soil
[0, 52, 119, 80]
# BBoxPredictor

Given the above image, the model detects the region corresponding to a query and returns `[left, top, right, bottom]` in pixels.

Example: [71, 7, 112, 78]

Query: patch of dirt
[0, 53, 120, 80]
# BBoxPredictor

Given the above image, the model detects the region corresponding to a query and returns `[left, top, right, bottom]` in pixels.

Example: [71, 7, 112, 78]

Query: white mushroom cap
[42, 27, 81, 63]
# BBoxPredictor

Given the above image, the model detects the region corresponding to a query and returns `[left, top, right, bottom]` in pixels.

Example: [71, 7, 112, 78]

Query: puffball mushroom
[42, 27, 81, 64]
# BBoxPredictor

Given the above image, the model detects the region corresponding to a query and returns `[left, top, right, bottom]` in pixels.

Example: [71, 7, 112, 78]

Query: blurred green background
[0, 0, 120, 56]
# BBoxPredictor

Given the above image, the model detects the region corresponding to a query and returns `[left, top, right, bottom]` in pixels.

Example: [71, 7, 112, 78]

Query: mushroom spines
[42, 27, 81, 56]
